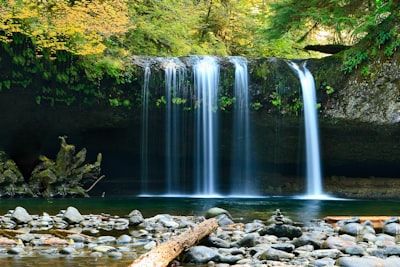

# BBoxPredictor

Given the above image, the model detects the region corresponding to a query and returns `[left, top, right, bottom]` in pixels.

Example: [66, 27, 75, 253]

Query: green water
[1, 196, 400, 222]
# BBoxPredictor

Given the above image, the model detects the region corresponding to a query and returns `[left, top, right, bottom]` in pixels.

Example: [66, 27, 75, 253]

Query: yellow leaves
[0, 0, 130, 56]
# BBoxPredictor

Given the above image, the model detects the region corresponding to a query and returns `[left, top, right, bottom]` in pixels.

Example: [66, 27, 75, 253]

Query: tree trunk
[128, 218, 219, 267]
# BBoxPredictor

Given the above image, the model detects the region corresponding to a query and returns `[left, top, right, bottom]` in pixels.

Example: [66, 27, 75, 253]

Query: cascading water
[140, 64, 151, 194]
[164, 59, 186, 194]
[193, 56, 220, 196]
[229, 57, 254, 195]
[289, 61, 324, 197]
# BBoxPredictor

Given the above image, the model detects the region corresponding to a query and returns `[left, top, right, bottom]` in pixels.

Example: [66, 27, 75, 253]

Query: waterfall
[164, 59, 186, 194]
[140, 64, 151, 194]
[193, 56, 220, 196]
[229, 57, 254, 195]
[289, 61, 324, 197]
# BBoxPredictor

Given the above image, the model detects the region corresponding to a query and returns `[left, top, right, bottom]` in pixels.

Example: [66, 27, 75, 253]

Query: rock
[244, 220, 264, 233]
[92, 245, 117, 253]
[339, 222, 363, 236]
[128, 209, 144, 226]
[337, 256, 384, 267]
[59, 247, 76, 255]
[97, 236, 116, 244]
[385, 245, 400, 256]
[260, 224, 302, 239]
[271, 243, 295, 253]
[203, 235, 231, 248]
[323, 236, 356, 251]
[311, 248, 342, 259]
[312, 257, 336, 267]
[344, 245, 365, 256]
[63, 207, 84, 224]
[117, 234, 132, 244]
[205, 207, 232, 219]
[182, 245, 219, 264]
[11, 206, 33, 224]
[217, 254, 243, 264]
[235, 233, 260, 247]
[7, 247, 25, 255]
[215, 214, 234, 226]
[108, 251, 123, 258]
[258, 248, 295, 261]
[382, 222, 400, 236]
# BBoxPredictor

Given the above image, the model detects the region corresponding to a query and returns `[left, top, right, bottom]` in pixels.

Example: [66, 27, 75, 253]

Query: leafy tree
[264, 0, 397, 46]
[0, 0, 130, 56]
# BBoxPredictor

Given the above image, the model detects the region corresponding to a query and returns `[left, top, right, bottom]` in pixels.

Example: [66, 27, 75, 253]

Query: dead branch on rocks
[128, 218, 218, 267]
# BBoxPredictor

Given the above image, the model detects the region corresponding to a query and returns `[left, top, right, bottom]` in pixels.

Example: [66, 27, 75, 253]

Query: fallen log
[128, 217, 219, 267]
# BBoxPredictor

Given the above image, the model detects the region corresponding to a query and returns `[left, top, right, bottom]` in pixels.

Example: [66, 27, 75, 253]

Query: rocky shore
[1, 206, 400, 267]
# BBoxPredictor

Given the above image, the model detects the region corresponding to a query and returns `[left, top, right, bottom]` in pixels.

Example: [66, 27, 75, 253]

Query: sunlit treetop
[0, 0, 131, 57]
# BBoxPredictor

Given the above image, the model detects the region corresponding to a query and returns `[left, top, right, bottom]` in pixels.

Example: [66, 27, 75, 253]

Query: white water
[229, 57, 254, 195]
[140, 64, 151, 194]
[193, 56, 219, 195]
[289, 62, 324, 197]
[164, 59, 186, 194]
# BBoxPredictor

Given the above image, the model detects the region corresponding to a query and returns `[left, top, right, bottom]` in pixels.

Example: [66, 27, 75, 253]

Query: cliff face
[322, 53, 400, 124]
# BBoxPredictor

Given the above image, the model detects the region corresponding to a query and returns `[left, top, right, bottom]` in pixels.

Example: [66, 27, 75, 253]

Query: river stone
[244, 220, 264, 233]
[311, 248, 342, 259]
[271, 243, 295, 253]
[312, 257, 336, 267]
[92, 245, 117, 253]
[205, 207, 232, 219]
[323, 236, 356, 251]
[117, 234, 132, 244]
[259, 224, 302, 239]
[203, 235, 231, 248]
[182, 245, 219, 263]
[385, 245, 400, 256]
[7, 247, 25, 255]
[344, 245, 366, 256]
[339, 222, 363, 236]
[382, 222, 400, 236]
[258, 247, 295, 261]
[235, 233, 260, 247]
[217, 254, 243, 264]
[63, 207, 84, 224]
[384, 217, 400, 225]
[215, 214, 234, 226]
[59, 247, 76, 255]
[11, 206, 33, 224]
[337, 256, 384, 267]
[128, 209, 144, 226]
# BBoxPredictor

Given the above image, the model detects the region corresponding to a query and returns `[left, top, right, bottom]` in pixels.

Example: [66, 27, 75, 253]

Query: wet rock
[260, 224, 302, 239]
[182, 245, 219, 264]
[108, 251, 123, 258]
[202, 235, 231, 248]
[205, 207, 232, 219]
[59, 247, 76, 255]
[128, 209, 144, 226]
[97, 236, 116, 244]
[271, 243, 295, 253]
[258, 247, 295, 261]
[312, 257, 336, 267]
[11, 206, 33, 224]
[63, 207, 84, 224]
[311, 248, 342, 259]
[215, 214, 234, 226]
[382, 222, 400, 236]
[337, 256, 384, 267]
[244, 220, 264, 233]
[344, 245, 366, 256]
[235, 233, 260, 247]
[323, 236, 356, 251]
[7, 247, 25, 255]
[116, 234, 132, 244]
[92, 245, 117, 253]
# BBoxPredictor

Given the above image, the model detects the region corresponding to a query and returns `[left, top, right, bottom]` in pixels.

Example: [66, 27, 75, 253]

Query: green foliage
[342, 51, 369, 74]
[269, 92, 282, 110]
[218, 95, 235, 111]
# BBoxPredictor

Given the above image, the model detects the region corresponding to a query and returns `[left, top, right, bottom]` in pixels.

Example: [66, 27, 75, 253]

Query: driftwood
[324, 215, 395, 228]
[129, 218, 219, 267]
